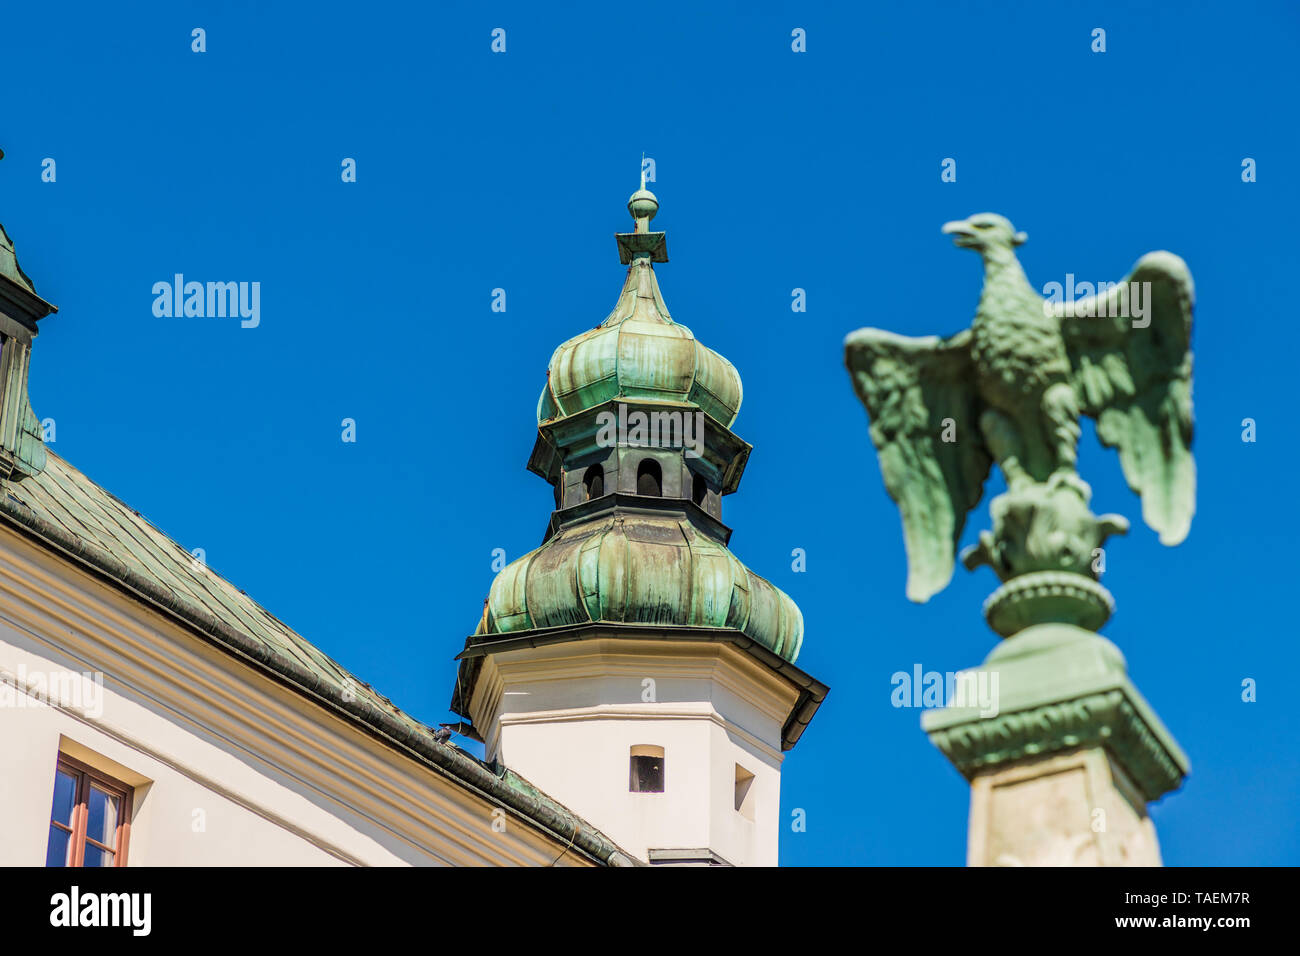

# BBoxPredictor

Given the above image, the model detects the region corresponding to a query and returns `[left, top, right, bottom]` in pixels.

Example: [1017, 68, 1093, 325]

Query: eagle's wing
[1055, 251, 1195, 544]
[845, 328, 991, 602]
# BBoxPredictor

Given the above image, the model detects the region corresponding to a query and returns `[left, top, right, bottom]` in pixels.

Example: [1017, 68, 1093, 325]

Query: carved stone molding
[927, 687, 1185, 804]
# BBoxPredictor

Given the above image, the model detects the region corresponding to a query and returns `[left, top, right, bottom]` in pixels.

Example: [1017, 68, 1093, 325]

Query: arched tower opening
[636, 459, 662, 497]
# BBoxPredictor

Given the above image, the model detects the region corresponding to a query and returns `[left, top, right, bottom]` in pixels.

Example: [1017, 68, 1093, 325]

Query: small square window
[630, 745, 664, 793]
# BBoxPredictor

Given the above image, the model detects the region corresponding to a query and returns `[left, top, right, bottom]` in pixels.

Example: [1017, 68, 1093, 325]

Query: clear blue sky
[3, 1, 1296, 865]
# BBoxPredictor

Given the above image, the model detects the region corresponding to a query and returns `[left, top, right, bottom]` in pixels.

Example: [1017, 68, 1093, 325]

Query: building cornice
[926, 688, 1186, 803]
[921, 626, 1189, 803]
[453, 622, 828, 752]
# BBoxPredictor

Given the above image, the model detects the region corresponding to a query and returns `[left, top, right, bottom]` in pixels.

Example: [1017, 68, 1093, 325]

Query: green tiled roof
[0, 450, 637, 866]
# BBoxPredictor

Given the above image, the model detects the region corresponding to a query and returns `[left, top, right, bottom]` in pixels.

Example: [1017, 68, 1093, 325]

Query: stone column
[922, 578, 1189, 867]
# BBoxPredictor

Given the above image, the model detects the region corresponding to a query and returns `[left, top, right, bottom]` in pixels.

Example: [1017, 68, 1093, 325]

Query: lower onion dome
[477, 513, 803, 663]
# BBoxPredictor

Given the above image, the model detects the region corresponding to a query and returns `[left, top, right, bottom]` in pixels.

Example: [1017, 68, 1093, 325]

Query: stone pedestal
[922, 622, 1189, 867]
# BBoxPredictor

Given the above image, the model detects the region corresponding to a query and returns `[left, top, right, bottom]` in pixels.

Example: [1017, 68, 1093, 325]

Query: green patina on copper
[0, 221, 37, 294]
[921, 623, 1190, 802]
[0, 152, 54, 481]
[537, 187, 743, 429]
[845, 213, 1195, 636]
[0, 230, 53, 478]
[0, 151, 38, 297]
[469, 182, 803, 666]
[479, 510, 803, 662]
[847, 214, 1195, 799]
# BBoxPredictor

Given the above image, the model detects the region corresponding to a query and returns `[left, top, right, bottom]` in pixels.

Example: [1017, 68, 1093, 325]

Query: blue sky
[3, 1, 1296, 865]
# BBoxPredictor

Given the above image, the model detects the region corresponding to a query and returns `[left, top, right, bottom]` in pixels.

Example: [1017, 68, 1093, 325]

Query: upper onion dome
[536, 186, 743, 428]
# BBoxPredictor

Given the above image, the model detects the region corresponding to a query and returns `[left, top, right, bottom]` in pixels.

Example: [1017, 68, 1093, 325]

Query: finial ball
[628, 188, 658, 221]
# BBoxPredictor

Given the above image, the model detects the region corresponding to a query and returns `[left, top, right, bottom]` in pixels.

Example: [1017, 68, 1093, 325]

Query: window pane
[630, 754, 664, 792]
[86, 785, 119, 847]
[50, 769, 77, 826]
[83, 844, 114, 868]
[45, 825, 71, 867]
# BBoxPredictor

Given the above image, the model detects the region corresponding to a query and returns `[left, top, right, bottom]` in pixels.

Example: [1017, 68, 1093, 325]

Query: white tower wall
[467, 638, 800, 866]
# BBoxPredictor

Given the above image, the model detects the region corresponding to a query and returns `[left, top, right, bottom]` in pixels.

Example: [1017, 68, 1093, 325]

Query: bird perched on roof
[433, 726, 453, 744]
[845, 213, 1195, 602]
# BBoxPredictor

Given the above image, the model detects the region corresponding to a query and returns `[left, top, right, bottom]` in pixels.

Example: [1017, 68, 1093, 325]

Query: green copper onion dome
[475, 512, 803, 662]
[536, 185, 743, 428]
[472, 179, 804, 665]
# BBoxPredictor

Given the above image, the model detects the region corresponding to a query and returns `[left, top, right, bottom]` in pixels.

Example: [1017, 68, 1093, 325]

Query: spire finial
[617, 162, 667, 264]
[627, 158, 659, 235]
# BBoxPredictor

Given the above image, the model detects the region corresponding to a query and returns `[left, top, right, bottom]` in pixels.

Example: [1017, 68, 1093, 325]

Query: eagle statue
[845, 213, 1195, 617]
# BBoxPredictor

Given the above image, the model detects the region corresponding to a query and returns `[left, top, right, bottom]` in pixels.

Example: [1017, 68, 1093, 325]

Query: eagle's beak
[942, 220, 975, 247]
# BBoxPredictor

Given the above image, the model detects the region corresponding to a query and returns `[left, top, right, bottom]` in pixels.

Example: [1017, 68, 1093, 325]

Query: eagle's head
[942, 213, 1028, 254]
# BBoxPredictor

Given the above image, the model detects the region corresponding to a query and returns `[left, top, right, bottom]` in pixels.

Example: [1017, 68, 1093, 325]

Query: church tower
[450, 180, 826, 866]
